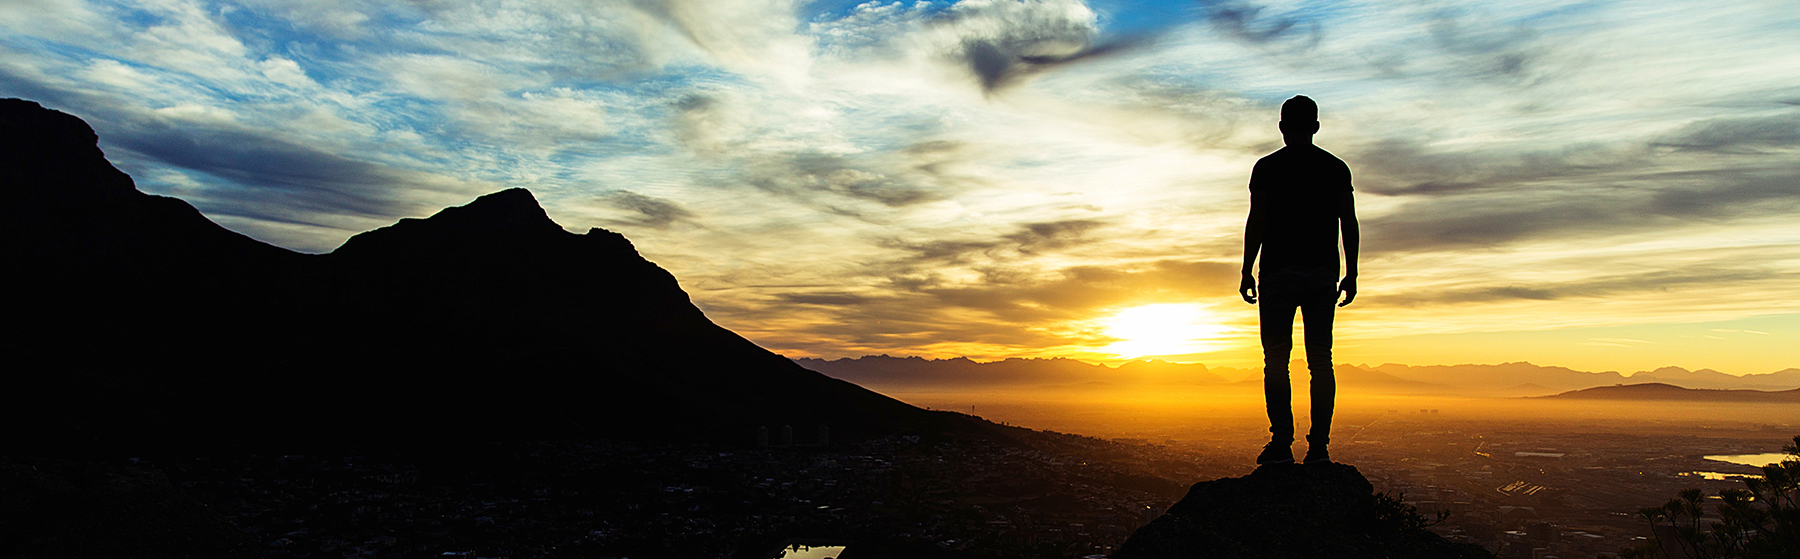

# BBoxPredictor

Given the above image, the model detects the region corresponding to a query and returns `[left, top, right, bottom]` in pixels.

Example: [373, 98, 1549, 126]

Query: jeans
[1259, 272, 1337, 446]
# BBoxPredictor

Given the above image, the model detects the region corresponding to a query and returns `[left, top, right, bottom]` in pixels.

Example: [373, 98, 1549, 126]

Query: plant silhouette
[1623, 435, 1800, 559]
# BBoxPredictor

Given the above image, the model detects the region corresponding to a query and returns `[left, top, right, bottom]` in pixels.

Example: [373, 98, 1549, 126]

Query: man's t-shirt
[1249, 144, 1353, 277]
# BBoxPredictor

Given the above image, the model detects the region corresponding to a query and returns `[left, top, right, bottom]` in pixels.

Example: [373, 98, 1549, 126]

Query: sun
[1099, 303, 1233, 359]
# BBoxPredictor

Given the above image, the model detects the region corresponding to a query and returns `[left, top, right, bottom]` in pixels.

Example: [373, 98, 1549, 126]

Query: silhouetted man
[1239, 95, 1359, 465]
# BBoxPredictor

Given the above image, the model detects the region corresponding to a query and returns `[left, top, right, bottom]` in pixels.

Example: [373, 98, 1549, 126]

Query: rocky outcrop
[1112, 463, 1492, 559]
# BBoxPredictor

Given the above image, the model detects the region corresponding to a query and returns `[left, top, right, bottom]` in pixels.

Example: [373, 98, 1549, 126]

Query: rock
[1112, 463, 1492, 559]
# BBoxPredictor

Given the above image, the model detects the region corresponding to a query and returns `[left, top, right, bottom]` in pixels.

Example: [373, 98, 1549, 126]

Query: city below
[122, 402, 1792, 559]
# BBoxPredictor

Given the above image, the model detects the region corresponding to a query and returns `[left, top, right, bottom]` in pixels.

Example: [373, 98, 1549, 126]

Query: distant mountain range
[1537, 383, 1800, 403]
[794, 355, 1228, 388]
[799, 356, 1800, 396]
[1370, 362, 1800, 392]
[2, 98, 1001, 456]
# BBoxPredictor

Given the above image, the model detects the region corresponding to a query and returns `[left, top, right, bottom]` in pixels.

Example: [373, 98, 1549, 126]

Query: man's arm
[1240, 197, 1264, 304]
[1338, 191, 1359, 307]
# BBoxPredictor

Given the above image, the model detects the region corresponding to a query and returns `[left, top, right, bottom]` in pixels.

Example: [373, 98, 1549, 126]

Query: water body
[1704, 453, 1790, 467]
[1684, 471, 1754, 481]
[771, 544, 846, 559]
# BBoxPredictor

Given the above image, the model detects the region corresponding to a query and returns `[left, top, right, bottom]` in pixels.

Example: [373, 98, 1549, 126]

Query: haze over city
[4, 0, 1797, 374]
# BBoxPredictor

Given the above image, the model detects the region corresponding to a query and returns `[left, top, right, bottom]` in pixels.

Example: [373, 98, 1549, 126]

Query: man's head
[1278, 95, 1319, 145]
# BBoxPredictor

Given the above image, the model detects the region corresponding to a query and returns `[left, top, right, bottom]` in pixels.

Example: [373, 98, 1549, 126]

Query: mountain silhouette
[1372, 362, 1629, 391]
[1324, 363, 1449, 392]
[1623, 366, 1800, 390]
[796, 355, 1227, 388]
[1536, 382, 1800, 403]
[1, 98, 995, 456]
[800, 356, 1796, 398]
[800, 356, 1460, 394]
[1372, 362, 1800, 392]
[1111, 463, 1491, 559]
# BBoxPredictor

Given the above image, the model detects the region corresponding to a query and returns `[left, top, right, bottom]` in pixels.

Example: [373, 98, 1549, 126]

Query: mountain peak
[331, 187, 569, 256]
[414, 187, 558, 233]
[462, 187, 546, 216]
[2, 98, 101, 163]
[3, 98, 138, 199]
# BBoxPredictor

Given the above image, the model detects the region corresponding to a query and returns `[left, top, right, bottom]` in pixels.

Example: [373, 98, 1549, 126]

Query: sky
[3, 0, 1798, 374]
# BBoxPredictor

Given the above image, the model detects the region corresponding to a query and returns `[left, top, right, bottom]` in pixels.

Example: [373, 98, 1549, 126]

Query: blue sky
[3, 0, 1798, 372]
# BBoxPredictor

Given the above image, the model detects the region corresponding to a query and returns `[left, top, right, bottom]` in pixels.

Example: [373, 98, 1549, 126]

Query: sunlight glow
[1099, 303, 1233, 359]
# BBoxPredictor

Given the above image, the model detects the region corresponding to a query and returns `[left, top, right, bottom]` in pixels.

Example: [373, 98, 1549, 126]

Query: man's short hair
[1281, 95, 1317, 122]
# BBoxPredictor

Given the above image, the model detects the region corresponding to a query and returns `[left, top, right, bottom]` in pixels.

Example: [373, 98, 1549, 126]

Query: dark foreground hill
[1112, 463, 1492, 559]
[0, 98, 998, 457]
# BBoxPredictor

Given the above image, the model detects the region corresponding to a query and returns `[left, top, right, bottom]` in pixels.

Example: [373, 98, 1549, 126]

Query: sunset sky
[3, 0, 1796, 374]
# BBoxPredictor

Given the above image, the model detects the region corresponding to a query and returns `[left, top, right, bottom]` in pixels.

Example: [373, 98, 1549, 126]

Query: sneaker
[1256, 442, 1294, 465]
[1303, 444, 1331, 464]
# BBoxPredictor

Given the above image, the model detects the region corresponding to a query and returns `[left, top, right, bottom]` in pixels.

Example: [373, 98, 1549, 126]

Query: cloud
[112, 119, 444, 217]
[934, 0, 1165, 92]
[1003, 219, 1107, 252]
[917, 259, 1242, 320]
[0, 55, 484, 249]
[808, 0, 1163, 93]
[877, 218, 1113, 271]
[1646, 165, 1800, 218]
[1653, 113, 1800, 153]
[385, 0, 690, 79]
[1367, 265, 1781, 308]
[1362, 194, 1624, 253]
[625, 0, 812, 80]
[1350, 133, 1800, 254]
[670, 92, 760, 156]
[746, 151, 947, 208]
[602, 190, 694, 228]
[1351, 138, 1637, 197]
[236, 0, 376, 38]
[777, 291, 874, 306]
[1197, 0, 1322, 50]
[1422, 8, 1546, 82]
[959, 32, 1158, 93]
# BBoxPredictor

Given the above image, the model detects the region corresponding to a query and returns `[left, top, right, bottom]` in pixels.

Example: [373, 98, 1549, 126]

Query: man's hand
[1337, 276, 1357, 307]
[1240, 273, 1257, 304]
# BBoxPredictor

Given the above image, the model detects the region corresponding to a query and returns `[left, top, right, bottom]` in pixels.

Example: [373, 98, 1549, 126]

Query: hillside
[1, 98, 999, 456]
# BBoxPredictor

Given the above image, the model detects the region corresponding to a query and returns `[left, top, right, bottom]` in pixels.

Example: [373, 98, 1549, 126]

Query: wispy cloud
[601, 190, 695, 228]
